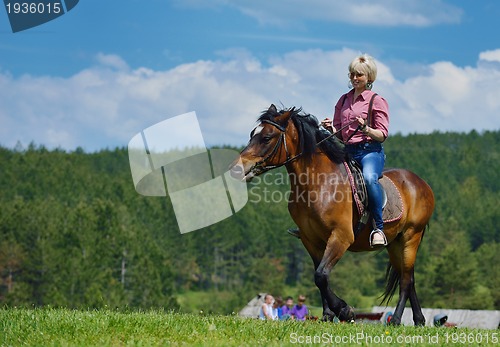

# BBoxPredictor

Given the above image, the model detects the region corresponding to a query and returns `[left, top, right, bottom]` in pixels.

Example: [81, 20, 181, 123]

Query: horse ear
[268, 104, 277, 113]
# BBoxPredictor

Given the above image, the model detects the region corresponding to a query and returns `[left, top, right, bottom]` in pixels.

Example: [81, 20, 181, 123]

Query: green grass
[1, 308, 498, 346]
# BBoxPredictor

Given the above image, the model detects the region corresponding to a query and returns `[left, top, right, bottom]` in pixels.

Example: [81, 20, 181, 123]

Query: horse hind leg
[408, 269, 425, 326]
[386, 266, 425, 326]
[385, 229, 425, 326]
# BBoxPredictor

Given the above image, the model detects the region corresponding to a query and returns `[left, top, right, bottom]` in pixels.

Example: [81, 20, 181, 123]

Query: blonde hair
[348, 54, 378, 83]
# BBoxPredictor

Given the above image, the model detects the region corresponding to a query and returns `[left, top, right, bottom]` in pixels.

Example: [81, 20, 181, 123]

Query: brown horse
[230, 105, 435, 325]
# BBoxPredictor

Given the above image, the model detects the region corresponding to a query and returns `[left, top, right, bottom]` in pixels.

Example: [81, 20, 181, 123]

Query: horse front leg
[315, 267, 355, 322]
[310, 258, 336, 322]
[320, 296, 336, 322]
[314, 238, 355, 322]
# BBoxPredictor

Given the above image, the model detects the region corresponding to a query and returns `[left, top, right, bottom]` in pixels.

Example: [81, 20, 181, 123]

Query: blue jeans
[346, 142, 385, 230]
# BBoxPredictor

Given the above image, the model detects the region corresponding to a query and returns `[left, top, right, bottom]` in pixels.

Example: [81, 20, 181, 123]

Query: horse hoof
[387, 318, 401, 326]
[414, 319, 426, 327]
[321, 311, 335, 322]
[339, 306, 355, 322]
[320, 307, 336, 322]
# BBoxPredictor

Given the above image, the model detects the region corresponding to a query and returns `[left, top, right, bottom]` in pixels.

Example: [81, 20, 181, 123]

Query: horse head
[230, 104, 300, 181]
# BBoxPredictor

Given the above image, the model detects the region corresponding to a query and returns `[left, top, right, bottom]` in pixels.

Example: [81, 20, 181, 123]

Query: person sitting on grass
[273, 296, 284, 320]
[280, 296, 294, 320]
[291, 295, 309, 321]
[259, 294, 277, 320]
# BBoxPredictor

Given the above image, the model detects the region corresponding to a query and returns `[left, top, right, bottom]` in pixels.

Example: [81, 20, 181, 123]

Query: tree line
[0, 130, 498, 313]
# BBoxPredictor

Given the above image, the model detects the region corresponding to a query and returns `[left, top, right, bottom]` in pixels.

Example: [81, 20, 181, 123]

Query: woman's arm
[356, 95, 389, 142]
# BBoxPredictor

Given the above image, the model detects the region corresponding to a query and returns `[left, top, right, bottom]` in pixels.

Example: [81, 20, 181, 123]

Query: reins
[250, 118, 353, 175]
[316, 119, 358, 146]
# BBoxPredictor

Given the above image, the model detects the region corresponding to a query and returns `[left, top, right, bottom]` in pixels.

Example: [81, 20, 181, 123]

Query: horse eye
[262, 136, 272, 143]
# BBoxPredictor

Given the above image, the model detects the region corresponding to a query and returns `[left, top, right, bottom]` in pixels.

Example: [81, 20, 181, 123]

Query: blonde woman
[322, 54, 389, 247]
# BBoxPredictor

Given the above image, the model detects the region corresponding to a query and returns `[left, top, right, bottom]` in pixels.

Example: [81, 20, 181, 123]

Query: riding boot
[370, 228, 387, 247]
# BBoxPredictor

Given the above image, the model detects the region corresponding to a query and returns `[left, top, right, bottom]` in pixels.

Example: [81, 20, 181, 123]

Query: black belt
[345, 141, 372, 150]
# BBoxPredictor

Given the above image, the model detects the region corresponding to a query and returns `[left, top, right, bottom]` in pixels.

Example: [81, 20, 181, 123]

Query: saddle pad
[343, 162, 403, 223]
[379, 176, 404, 223]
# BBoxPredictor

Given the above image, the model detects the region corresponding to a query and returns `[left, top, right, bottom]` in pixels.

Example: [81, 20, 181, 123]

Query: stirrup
[287, 228, 301, 239]
[369, 229, 387, 248]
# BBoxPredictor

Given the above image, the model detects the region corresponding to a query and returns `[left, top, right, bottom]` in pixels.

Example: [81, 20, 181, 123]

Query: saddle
[343, 160, 403, 238]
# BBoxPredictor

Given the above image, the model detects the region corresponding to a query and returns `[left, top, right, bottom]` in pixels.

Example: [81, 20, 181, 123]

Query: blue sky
[1, 0, 500, 151]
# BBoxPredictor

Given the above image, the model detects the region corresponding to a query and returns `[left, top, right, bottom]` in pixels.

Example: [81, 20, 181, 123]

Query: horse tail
[380, 263, 400, 305]
[422, 222, 429, 241]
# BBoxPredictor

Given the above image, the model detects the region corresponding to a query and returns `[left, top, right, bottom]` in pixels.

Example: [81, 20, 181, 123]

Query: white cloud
[95, 53, 129, 71]
[479, 49, 500, 63]
[380, 59, 499, 134]
[178, 0, 463, 27]
[1, 49, 499, 151]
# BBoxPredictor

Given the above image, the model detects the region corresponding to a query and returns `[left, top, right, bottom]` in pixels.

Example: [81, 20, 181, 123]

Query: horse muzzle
[229, 160, 260, 182]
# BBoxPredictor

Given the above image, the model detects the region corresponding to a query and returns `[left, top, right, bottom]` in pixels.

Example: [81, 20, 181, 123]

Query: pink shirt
[333, 89, 389, 145]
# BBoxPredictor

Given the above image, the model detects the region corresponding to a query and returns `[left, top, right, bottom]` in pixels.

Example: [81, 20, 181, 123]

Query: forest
[0, 130, 499, 314]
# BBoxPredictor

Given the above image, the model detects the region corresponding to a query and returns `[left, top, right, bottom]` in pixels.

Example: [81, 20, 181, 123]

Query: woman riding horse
[231, 101, 434, 325]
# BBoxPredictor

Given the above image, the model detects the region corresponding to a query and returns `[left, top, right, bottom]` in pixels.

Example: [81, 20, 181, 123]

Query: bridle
[247, 119, 302, 176]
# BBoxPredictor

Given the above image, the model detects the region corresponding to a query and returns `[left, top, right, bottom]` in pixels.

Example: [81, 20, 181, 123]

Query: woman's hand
[356, 116, 385, 142]
[321, 118, 336, 133]
[356, 117, 368, 134]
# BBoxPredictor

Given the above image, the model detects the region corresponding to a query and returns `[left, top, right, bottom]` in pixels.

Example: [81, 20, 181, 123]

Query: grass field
[1, 308, 498, 346]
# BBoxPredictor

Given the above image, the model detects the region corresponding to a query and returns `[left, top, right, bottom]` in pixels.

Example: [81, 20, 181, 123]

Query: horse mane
[258, 106, 346, 163]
